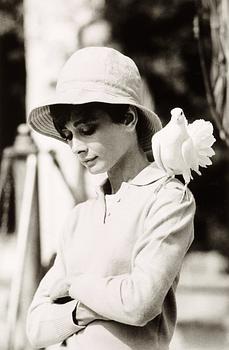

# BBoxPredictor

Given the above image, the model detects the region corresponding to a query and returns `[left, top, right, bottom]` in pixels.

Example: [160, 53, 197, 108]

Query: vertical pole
[0, 148, 13, 234]
[6, 124, 41, 350]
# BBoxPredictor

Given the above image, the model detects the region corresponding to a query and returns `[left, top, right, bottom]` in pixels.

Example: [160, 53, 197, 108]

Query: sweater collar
[129, 162, 167, 186]
[97, 162, 167, 195]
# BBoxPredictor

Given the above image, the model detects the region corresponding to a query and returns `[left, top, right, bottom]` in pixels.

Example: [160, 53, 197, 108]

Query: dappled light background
[0, 1, 229, 350]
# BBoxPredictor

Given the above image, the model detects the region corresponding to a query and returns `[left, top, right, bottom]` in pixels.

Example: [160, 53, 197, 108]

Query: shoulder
[143, 178, 195, 245]
[147, 177, 196, 220]
[159, 177, 195, 202]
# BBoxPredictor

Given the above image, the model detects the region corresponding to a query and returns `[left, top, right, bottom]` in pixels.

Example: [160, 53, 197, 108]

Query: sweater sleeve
[26, 208, 85, 349]
[69, 183, 195, 327]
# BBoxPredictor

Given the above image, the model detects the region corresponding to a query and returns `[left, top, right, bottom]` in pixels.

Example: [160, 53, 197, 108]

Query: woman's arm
[69, 183, 195, 326]
[26, 254, 85, 349]
[26, 205, 108, 348]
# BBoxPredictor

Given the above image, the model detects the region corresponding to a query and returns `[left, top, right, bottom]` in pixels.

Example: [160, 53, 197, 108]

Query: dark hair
[50, 102, 145, 145]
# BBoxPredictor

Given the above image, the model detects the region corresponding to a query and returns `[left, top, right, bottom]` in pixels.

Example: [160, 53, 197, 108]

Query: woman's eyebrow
[72, 116, 98, 128]
[72, 119, 86, 128]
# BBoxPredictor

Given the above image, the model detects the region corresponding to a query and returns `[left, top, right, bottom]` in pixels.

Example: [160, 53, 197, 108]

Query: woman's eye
[78, 124, 97, 136]
[61, 129, 73, 141]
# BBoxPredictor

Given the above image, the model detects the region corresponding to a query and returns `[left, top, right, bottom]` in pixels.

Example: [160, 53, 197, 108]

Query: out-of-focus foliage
[196, 0, 229, 145]
[0, 0, 24, 37]
[0, 0, 25, 154]
[105, 0, 207, 122]
[104, 0, 229, 262]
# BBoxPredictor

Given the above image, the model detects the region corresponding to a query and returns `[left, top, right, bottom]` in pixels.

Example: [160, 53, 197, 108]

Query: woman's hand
[49, 278, 71, 302]
[74, 302, 109, 326]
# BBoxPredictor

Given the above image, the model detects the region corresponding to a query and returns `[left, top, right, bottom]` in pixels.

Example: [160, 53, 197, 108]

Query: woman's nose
[71, 137, 88, 154]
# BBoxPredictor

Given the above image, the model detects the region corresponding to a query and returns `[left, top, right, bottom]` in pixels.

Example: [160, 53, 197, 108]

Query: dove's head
[170, 108, 187, 125]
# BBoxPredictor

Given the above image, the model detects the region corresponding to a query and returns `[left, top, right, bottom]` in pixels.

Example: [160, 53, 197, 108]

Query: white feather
[187, 119, 216, 168]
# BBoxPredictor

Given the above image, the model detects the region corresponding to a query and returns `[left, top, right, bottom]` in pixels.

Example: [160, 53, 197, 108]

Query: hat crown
[28, 46, 162, 154]
[56, 47, 141, 104]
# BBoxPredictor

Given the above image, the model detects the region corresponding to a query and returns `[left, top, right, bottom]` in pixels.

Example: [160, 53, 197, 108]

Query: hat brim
[28, 91, 162, 153]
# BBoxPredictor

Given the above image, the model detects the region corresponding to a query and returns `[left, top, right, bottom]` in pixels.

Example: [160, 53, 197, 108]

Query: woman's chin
[86, 164, 107, 175]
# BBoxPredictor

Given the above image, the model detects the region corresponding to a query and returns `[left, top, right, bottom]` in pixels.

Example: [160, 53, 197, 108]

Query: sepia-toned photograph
[0, 1, 228, 349]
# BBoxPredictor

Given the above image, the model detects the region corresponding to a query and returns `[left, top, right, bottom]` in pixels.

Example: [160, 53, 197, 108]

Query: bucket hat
[28, 46, 162, 153]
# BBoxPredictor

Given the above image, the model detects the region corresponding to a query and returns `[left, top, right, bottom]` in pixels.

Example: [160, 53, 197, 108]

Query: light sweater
[26, 162, 195, 350]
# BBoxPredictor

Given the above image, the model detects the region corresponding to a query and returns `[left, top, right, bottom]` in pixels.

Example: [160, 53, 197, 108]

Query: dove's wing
[151, 133, 167, 172]
[181, 138, 200, 180]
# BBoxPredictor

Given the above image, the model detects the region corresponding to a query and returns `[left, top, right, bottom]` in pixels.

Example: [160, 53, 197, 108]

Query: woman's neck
[107, 147, 149, 194]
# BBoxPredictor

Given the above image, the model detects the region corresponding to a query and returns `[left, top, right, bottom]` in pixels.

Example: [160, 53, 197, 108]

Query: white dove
[151, 107, 215, 197]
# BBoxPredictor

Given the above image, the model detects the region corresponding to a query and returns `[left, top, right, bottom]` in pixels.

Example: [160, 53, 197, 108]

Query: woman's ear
[124, 106, 138, 130]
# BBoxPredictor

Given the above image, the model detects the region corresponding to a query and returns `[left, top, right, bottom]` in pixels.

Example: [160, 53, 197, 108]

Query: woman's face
[62, 107, 135, 174]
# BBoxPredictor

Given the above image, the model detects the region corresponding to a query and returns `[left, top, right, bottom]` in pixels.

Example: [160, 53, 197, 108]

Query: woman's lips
[83, 157, 98, 166]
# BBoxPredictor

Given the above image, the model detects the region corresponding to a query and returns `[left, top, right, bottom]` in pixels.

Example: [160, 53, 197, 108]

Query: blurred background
[0, 0, 229, 349]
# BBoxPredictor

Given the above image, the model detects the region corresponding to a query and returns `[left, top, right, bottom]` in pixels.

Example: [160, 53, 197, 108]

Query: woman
[26, 47, 195, 350]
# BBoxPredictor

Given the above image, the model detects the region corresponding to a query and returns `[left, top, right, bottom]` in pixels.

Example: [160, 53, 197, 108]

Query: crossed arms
[26, 185, 195, 348]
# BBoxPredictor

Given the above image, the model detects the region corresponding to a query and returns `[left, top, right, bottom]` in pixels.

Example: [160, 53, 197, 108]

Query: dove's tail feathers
[194, 168, 201, 176]
[198, 148, 215, 157]
[182, 169, 193, 185]
[187, 119, 216, 169]
[188, 119, 215, 146]
[198, 155, 212, 167]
